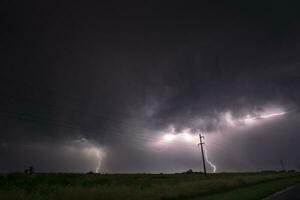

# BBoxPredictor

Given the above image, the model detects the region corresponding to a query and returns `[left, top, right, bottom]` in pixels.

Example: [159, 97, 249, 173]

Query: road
[264, 184, 300, 200]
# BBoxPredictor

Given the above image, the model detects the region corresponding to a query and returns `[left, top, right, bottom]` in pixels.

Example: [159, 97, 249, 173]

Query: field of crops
[0, 172, 299, 200]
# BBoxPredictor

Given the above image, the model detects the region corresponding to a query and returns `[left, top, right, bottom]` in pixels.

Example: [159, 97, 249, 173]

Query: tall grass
[0, 172, 299, 200]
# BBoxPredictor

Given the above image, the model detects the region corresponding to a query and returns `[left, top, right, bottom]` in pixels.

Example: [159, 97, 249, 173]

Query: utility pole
[198, 133, 207, 176]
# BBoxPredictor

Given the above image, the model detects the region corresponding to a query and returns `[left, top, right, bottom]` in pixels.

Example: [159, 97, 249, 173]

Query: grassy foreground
[0, 172, 299, 200]
[198, 175, 300, 200]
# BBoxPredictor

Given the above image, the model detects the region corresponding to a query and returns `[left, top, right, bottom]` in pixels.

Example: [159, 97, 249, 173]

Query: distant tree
[29, 166, 34, 174]
[24, 166, 34, 174]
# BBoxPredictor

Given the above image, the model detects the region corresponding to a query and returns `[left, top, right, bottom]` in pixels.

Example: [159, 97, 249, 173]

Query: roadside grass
[0, 172, 299, 200]
[195, 176, 300, 200]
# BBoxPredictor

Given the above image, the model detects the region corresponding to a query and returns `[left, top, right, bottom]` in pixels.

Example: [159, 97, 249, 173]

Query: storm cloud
[1, 1, 300, 173]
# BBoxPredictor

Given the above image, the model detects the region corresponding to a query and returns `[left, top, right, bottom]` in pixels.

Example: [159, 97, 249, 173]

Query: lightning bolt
[195, 110, 287, 173]
[95, 148, 102, 173]
[204, 146, 217, 173]
[245, 111, 286, 121]
[260, 112, 286, 119]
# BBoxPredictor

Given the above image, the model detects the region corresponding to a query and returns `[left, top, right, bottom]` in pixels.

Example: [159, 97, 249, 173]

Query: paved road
[264, 184, 300, 200]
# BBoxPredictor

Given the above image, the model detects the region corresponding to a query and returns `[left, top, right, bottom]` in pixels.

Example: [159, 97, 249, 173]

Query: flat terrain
[264, 183, 300, 200]
[0, 172, 299, 200]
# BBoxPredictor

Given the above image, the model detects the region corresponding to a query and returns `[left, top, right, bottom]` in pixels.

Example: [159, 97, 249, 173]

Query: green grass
[0, 172, 299, 200]
[196, 175, 300, 200]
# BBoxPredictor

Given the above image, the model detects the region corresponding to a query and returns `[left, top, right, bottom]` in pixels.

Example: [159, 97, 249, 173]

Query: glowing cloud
[163, 134, 176, 142]
[183, 133, 194, 141]
[148, 106, 287, 173]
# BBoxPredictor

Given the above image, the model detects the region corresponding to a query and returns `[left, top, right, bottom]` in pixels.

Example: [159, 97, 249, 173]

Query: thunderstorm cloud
[1, 1, 300, 172]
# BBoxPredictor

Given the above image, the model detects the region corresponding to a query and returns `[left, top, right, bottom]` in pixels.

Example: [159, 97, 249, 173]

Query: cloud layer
[1, 1, 300, 172]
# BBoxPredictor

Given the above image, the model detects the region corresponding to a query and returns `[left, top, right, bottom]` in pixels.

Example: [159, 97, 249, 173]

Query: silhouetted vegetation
[24, 166, 34, 174]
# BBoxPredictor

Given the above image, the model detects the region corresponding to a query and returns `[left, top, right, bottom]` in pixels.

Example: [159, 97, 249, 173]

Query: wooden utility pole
[198, 133, 207, 176]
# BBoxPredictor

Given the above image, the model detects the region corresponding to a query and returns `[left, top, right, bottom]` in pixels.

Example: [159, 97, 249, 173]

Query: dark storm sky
[1, 1, 300, 172]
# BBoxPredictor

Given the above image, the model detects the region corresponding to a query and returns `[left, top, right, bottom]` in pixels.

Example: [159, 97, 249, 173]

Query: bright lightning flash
[204, 146, 217, 173]
[159, 130, 217, 173]
[242, 111, 287, 125]
[260, 112, 287, 119]
[75, 138, 105, 173]
[163, 134, 176, 142]
[155, 109, 286, 173]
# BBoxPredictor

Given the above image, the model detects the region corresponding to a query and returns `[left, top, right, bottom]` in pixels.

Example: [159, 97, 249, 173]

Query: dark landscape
[2, 1, 300, 199]
[0, 172, 299, 200]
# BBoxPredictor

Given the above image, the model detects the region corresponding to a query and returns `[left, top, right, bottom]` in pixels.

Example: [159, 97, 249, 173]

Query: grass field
[0, 172, 299, 200]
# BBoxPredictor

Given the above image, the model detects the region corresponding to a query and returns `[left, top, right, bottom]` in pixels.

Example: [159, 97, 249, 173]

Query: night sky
[1, 1, 300, 173]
